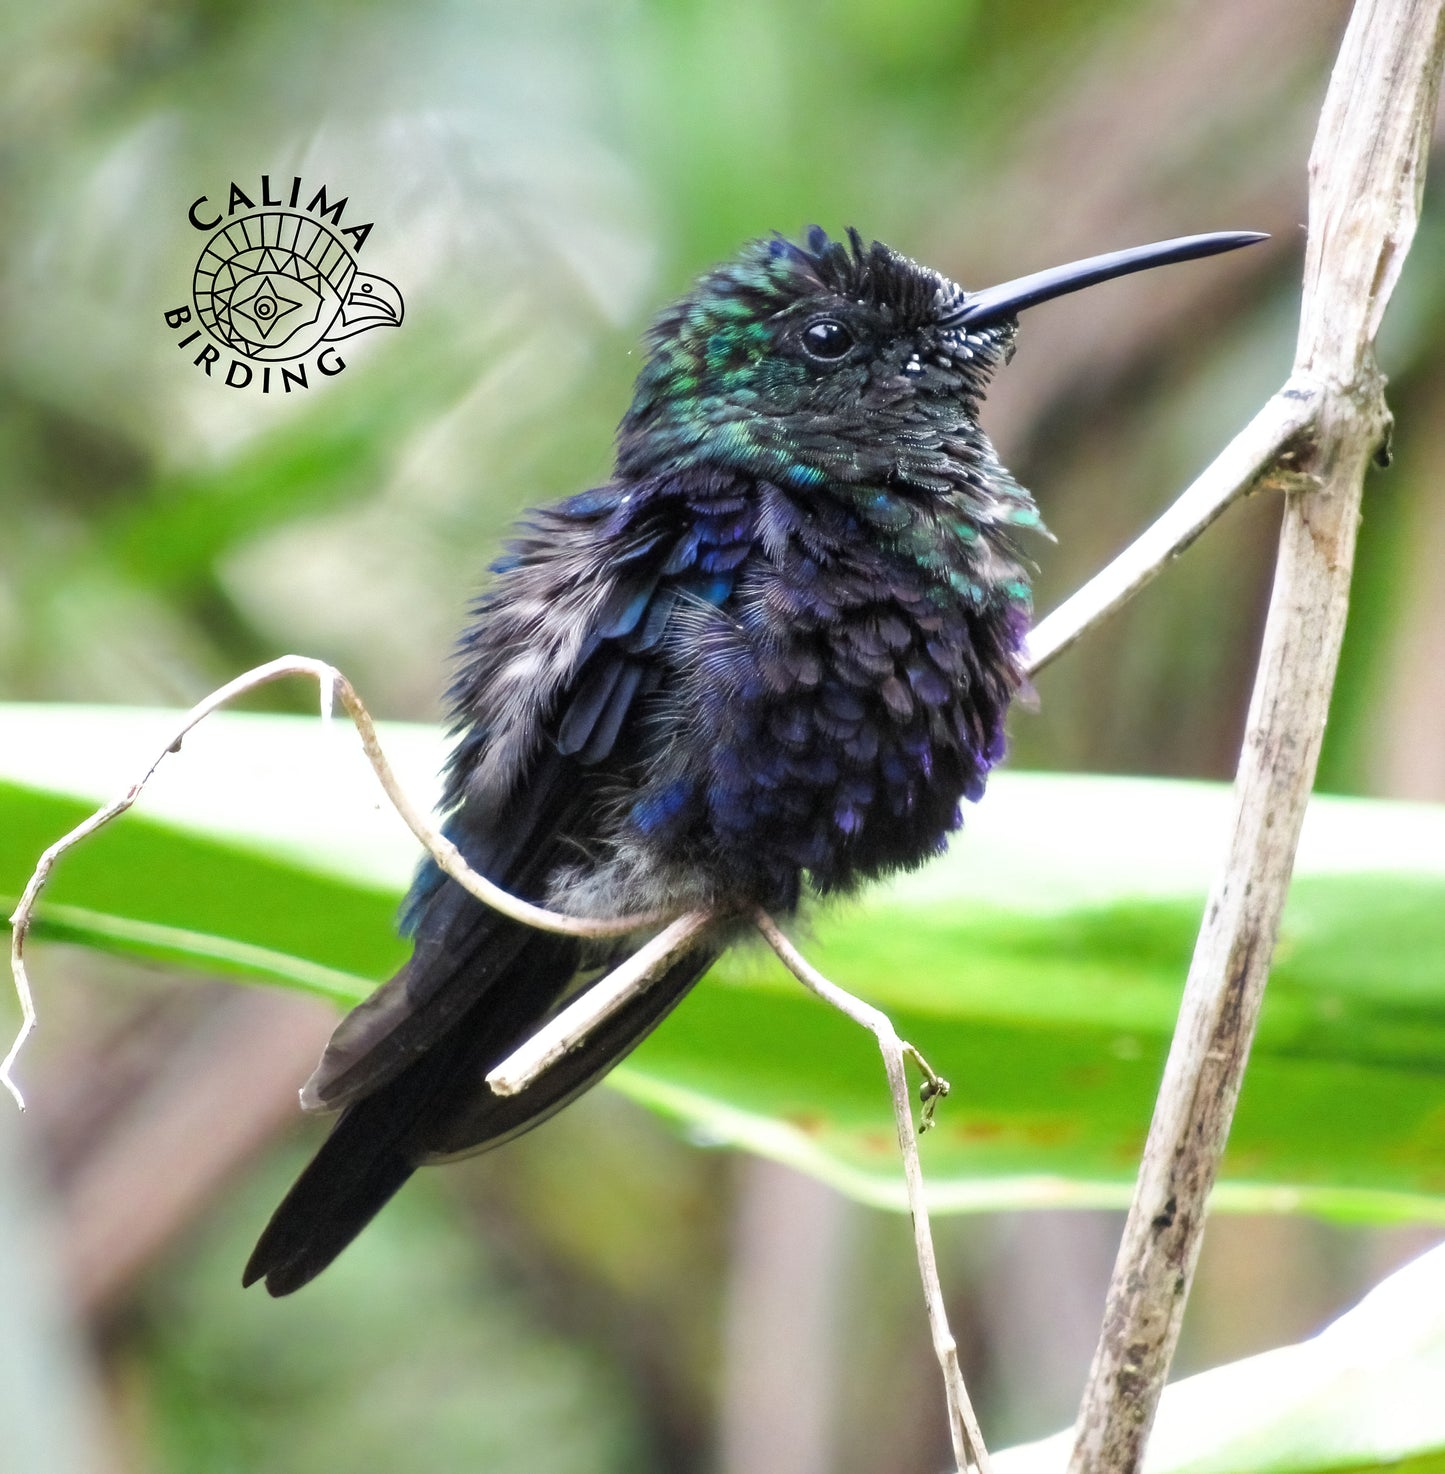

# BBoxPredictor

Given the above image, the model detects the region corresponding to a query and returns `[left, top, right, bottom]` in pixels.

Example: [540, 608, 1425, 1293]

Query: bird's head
[616, 226, 1263, 500]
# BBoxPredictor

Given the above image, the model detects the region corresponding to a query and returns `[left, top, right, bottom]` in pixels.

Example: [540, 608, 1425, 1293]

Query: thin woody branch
[1068, 4, 1445, 1472]
[1023, 393, 1315, 677]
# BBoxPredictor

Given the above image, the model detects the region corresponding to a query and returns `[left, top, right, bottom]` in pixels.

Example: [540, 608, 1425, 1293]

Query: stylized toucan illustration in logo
[192, 211, 404, 362]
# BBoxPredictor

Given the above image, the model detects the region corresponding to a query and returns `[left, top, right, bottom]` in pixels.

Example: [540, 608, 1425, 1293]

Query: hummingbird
[244, 225, 1263, 1295]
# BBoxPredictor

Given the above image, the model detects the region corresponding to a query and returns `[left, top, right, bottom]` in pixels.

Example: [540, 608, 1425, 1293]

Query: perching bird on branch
[245, 224, 1262, 1295]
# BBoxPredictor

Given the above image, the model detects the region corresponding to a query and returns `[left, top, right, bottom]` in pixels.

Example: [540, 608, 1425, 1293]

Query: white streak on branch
[484, 909, 717, 1096]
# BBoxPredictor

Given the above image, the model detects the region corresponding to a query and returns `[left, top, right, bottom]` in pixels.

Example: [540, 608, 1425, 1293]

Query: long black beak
[945, 231, 1267, 329]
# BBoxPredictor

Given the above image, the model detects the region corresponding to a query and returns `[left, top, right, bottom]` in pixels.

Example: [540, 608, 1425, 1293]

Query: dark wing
[244, 472, 750, 1294]
[296, 478, 742, 1114]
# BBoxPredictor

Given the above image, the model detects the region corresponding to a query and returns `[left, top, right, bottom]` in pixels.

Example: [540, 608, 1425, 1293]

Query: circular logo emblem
[192, 210, 403, 363]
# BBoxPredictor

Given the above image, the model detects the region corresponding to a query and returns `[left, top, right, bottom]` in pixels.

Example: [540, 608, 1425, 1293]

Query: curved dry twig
[752, 910, 991, 1474]
[2, 654, 669, 1110]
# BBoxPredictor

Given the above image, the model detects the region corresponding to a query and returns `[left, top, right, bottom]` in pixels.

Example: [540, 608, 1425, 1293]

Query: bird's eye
[801, 318, 854, 361]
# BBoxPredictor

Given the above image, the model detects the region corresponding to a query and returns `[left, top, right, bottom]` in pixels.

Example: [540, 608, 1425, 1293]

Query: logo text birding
[165, 175, 404, 393]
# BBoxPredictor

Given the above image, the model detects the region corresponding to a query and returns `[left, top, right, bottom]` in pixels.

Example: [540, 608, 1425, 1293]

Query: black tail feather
[245, 929, 720, 1295]
[242, 984, 490, 1295]
[243, 1137, 417, 1296]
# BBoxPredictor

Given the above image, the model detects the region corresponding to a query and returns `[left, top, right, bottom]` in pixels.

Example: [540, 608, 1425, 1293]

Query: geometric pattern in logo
[192, 211, 404, 363]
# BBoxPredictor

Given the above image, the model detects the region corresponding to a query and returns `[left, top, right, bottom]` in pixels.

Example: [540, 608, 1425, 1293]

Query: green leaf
[3, 703, 1445, 1220]
[0, 705, 420, 999]
[994, 1240, 1445, 1474]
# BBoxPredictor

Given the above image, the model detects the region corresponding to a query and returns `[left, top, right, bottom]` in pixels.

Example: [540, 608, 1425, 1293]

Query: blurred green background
[3, 0, 1444, 1470]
